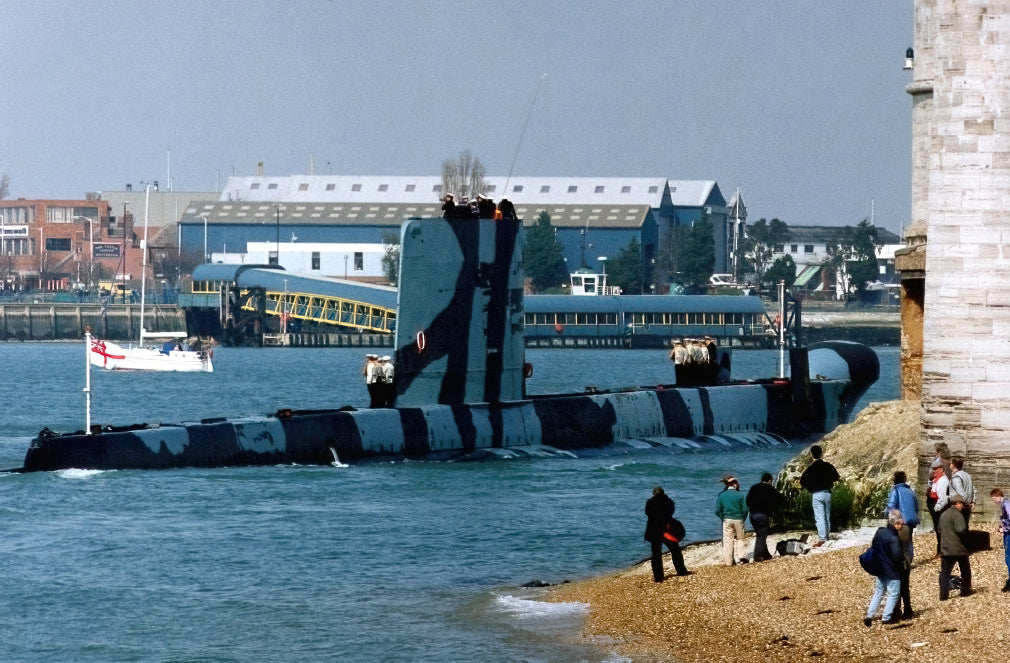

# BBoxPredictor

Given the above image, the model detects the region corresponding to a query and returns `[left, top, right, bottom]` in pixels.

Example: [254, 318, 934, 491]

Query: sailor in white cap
[379, 355, 395, 407]
[364, 354, 382, 408]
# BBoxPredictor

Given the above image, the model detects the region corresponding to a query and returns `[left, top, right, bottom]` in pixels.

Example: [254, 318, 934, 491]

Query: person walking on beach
[927, 459, 950, 555]
[746, 472, 784, 562]
[799, 445, 839, 547]
[886, 471, 919, 618]
[949, 457, 974, 526]
[989, 488, 1010, 593]
[715, 474, 748, 566]
[863, 509, 906, 626]
[938, 494, 973, 600]
[644, 486, 689, 581]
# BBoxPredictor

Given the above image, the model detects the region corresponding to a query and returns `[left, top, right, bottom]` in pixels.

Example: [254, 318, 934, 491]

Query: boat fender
[416, 330, 426, 352]
[523, 362, 534, 379]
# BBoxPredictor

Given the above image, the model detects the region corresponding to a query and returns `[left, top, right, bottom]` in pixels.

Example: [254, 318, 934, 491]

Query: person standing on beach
[644, 486, 689, 581]
[885, 471, 919, 618]
[746, 472, 784, 562]
[949, 457, 974, 526]
[927, 459, 951, 555]
[799, 445, 839, 547]
[989, 488, 1010, 593]
[863, 509, 906, 627]
[938, 494, 973, 600]
[715, 475, 748, 566]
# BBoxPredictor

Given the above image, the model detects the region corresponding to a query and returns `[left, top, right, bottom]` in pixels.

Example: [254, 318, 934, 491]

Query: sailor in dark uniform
[498, 197, 516, 221]
[441, 193, 456, 218]
[477, 194, 497, 219]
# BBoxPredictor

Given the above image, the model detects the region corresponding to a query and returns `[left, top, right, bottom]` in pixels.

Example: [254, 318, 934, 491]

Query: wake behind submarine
[18, 217, 878, 472]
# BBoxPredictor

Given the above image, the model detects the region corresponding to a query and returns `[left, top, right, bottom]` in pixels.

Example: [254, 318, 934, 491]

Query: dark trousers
[898, 524, 914, 614]
[367, 383, 382, 408]
[751, 512, 772, 561]
[939, 555, 972, 599]
[650, 538, 688, 580]
[926, 495, 942, 554]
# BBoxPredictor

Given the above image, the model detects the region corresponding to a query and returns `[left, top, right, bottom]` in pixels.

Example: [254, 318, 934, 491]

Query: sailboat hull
[89, 338, 213, 373]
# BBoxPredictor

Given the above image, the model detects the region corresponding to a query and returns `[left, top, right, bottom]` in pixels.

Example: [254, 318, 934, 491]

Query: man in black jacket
[747, 472, 784, 561]
[800, 444, 840, 547]
[644, 486, 689, 581]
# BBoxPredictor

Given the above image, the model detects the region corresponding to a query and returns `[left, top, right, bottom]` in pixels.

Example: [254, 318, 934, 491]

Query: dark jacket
[746, 481, 784, 516]
[938, 506, 969, 557]
[644, 492, 675, 543]
[800, 459, 839, 493]
[870, 524, 905, 581]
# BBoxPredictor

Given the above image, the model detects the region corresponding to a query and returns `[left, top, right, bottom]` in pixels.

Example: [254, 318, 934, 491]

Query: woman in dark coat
[644, 486, 689, 581]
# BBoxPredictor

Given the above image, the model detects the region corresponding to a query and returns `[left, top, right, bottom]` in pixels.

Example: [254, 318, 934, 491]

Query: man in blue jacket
[864, 510, 906, 626]
[885, 471, 920, 618]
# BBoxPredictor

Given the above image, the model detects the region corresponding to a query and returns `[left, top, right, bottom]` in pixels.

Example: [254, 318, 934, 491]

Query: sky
[0, 1, 913, 235]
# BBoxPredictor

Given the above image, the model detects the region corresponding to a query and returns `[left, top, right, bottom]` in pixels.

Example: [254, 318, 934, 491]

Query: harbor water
[0, 344, 898, 662]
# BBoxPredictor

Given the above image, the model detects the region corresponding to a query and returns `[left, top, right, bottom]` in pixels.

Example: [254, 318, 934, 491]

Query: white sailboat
[89, 185, 213, 372]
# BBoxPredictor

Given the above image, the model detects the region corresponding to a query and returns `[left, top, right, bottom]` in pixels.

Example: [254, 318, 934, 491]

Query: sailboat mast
[138, 185, 150, 345]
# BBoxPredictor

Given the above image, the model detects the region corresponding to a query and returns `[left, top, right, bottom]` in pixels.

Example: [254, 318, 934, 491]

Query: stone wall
[918, 0, 1010, 519]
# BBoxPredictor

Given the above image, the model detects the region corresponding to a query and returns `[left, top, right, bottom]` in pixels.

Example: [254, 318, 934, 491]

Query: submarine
[17, 216, 878, 472]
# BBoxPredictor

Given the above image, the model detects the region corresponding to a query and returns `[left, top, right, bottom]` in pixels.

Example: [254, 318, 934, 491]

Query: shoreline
[548, 526, 1010, 662]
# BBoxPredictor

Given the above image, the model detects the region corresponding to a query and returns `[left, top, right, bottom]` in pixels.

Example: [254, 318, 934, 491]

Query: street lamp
[344, 254, 349, 280]
[273, 205, 281, 267]
[72, 215, 95, 289]
[198, 214, 209, 263]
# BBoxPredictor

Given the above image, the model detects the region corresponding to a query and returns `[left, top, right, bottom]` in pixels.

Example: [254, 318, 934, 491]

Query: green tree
[763, 254, 797, 288]
[607, 237, 643, 294]
[0, 173, 9, 200]
[523, 211, 568, 292]
[381, 230, 400, 285]
[823, 219, 881, 299]
[676, 215, 715, 289]
[742, 218, 790, 288]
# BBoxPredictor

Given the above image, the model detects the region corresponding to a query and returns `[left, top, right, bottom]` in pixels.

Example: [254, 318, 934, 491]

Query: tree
[441, 150, 487, 199]
[824, 219, 881, 299]
[763, 254, 797, 288]
[742, 218, 790, 288]
[676, 215, 715, 289]
[607, 237, 643, 294]
[0, 173, 9, 200]
[523, 211, 568, 291]
[381, 230, 400, 285]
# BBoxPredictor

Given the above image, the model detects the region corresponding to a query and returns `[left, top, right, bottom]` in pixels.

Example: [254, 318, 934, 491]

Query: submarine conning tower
[393, 217, 526, 407]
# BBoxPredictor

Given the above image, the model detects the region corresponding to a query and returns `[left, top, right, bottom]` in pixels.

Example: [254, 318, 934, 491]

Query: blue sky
[1, 1, 912, 233]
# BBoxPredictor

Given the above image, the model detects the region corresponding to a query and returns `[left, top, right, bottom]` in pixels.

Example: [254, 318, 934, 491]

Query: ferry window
[432, 184, 443, 193]
[352, 184, 362, 192]
[405, 184, 415, 192]
[540, 186, 550, 193]
[512, 185, 523, 193]
[354, 252, 363, 270]
[326, 183, 336, 191]
[563, 313, 576, 325]
[648, 186, 658, 193]
[575, 314, 587, 325]
[604, 313, 617, 325]
[621, 186, 631, 193]
[660, 313, 670, 325]
[250, 183, 260, 190]
[486, 185, 496, 193]
[595, 186, 605, 193]
[298, 183, 309, 191]
[268, 183, 278, 190]
[568, 186, 577, 193]
[690, 313, 702, 325]
[45, 237, 71, 251]
[525, 313, 535, 325]
[311, 252, 320, 270]
[378, 184, 388, 192]
[805, 244, 814, 253]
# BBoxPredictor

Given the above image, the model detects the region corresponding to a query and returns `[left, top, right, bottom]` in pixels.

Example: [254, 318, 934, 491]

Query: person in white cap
[379, 355, 395, 407]
[364, 354, 382, 408]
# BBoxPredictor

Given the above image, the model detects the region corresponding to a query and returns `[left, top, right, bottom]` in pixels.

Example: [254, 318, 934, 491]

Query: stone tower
[915, 0, 1010, 516]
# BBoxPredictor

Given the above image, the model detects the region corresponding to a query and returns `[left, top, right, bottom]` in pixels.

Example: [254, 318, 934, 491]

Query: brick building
[0, 197, 142, 291]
